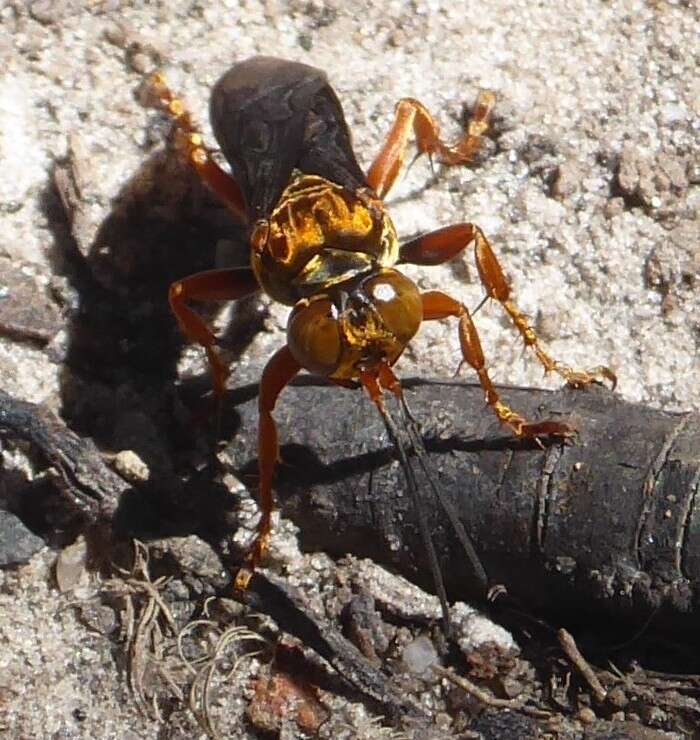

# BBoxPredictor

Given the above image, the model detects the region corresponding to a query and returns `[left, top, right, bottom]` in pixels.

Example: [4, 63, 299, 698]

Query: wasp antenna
[397, 393, 488, 598]
[471, 293, 489, 317]
[376, 399, 453, 637]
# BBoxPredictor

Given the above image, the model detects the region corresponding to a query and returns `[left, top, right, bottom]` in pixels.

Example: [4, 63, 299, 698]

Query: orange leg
[235, 345, 301, 589]
[402, 223, 616, 389]
[169, 268, 260, 397]
[148, 72, 248, 223]
[422, 290, 573, 438]
[366, 91, 495, 199]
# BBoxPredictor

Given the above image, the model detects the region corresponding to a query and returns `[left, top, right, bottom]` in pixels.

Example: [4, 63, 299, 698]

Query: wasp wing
[210, 56, 367, 220]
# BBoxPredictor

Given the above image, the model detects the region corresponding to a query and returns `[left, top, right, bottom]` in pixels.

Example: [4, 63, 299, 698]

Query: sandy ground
[0, 0, 698, 737]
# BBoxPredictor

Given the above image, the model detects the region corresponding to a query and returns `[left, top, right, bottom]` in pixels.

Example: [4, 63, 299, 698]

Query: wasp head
[286, 268, 423, 379]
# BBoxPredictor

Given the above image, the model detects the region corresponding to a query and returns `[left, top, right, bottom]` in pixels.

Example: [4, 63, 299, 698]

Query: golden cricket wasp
[148, 57, 614, 620]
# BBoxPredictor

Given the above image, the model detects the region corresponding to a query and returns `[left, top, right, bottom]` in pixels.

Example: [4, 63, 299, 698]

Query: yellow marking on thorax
[268, 176, 379, 261]
[249, 175, 399, 305]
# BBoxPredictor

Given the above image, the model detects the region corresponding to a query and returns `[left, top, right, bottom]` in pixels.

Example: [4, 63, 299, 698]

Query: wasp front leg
[147, 72, 248, 224]
[367, 91, 495, 199]
[169, 268, 260, 398]
[401, 224, 616, 389]
[235, 345, 301, 589]
[421, 291, 572, 439]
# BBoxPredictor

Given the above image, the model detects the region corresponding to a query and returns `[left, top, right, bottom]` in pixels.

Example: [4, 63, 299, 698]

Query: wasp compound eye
[364, 270, 423, 347]
[287, 296, 342, 376]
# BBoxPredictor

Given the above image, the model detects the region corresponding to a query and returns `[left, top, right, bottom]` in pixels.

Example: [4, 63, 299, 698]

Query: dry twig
[557, 628, 607, 703]
[432, 665, 550, 719]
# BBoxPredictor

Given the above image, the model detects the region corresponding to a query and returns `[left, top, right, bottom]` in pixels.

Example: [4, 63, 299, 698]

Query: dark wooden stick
[5, 377, 700, 691]
[239, 572, 432, 724]
[223, 378, 700, 636]
[0, 389, 126, 520]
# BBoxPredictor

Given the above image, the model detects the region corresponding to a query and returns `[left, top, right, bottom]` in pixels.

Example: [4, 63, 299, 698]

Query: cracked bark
[223, 378, 700, 636]
[0, 389, 126, 520]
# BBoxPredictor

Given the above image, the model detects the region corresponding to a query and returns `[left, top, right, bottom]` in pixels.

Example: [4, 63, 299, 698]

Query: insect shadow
[43, 144, 266, 541]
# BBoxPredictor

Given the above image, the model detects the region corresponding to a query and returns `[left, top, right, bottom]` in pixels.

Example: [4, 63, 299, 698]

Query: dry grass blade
[103, 541, 185, 719]
[187, 625, 267, 739]
[104, 542, 271, 734]
[176, 618, 219, 676]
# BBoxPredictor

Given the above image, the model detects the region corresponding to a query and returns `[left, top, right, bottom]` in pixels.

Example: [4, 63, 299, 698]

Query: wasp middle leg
[401, 224, 617, 390]
[367, 91, 495, 199]
[421, 290, 573, 438]
[169, 268, 260, 398]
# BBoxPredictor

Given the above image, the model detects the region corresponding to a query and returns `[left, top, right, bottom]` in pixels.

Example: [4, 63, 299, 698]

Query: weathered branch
[0, 388, 438, 728]
[224, 378, 700, 636]
[240, 572, 433, 725]
[0, 389, 127, 520]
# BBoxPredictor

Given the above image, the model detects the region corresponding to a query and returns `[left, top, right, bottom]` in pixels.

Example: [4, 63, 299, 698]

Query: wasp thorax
[287, 269, 423, 379]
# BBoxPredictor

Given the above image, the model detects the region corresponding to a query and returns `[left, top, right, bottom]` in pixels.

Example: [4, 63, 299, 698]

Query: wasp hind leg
[366, 91, 495, 199]
[147, 72, 248, 224]
[401, 224, 617, 390]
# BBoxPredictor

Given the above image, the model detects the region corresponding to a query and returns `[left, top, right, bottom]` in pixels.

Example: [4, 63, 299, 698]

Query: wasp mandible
[149, 57, 614, 589]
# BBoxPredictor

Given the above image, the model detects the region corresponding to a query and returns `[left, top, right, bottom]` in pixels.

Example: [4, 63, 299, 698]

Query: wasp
[149, 57, 614, 593]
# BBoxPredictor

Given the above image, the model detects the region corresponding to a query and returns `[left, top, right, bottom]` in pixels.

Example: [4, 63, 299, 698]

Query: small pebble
[56, 536, 88, 592]
[577, 707, 596, 724]
[113, 449, 150, 482]
[402, 634, 438, 677]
